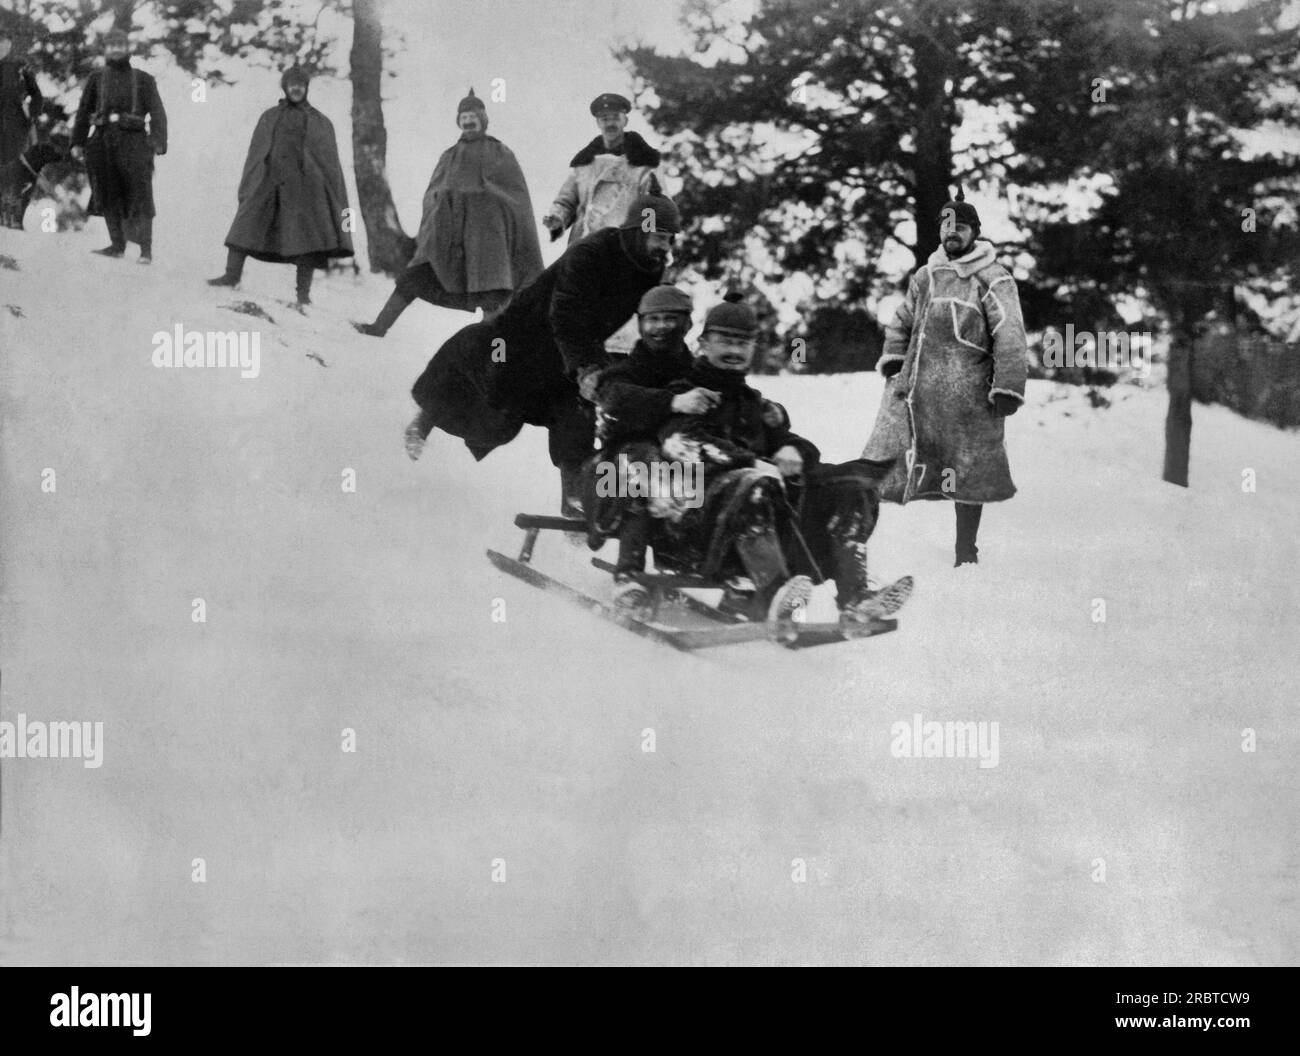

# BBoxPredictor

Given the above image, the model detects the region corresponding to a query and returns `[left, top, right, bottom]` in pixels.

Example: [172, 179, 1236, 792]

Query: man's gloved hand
[771, 444, 805, 478]
[991, 393, 1021, 417]
[543, 215, 564, 242]
[577, 365, 602, 403]
[670, 387, 720, 415]
[880, 358, 904, 379]
[760, 399, 788, 429]
[70, 145, 84, 163]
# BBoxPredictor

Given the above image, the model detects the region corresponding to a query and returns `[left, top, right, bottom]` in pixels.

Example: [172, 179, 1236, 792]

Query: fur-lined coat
[862, 240, 1027, 503]
[544, 131, 660, 245]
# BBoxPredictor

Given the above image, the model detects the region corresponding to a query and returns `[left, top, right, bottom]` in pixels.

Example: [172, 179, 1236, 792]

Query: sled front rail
[488, 513, 897, 651]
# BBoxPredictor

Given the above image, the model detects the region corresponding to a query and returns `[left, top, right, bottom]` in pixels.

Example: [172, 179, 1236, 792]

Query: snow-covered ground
[2, 224, 1296, 966]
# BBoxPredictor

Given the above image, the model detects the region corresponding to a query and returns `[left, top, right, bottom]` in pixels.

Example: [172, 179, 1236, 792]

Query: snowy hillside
[2, 216, 1296, 966]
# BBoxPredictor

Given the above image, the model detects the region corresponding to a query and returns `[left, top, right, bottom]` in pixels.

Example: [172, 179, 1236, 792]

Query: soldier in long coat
[862, 190, 1028, 565]
[207, 66, 353, 305]
[541, 93, 661, 247]
[69, 28, 166, 262]
[353, 89, 543, 337]
[0, 26, 43, 229]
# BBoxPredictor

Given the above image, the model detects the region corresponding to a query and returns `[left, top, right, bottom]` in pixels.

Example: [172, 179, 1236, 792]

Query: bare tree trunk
[112, 1, 140, 30]
[349, 0, 412, 275]
[1163, 322, 1194, 487]
[910, 20, 955, 271]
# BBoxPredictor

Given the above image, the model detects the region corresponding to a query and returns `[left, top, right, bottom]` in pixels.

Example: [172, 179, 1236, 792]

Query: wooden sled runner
[486, 514, 898, 652]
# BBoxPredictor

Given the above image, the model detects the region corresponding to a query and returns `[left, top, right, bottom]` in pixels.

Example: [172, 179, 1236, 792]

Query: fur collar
[569, 130, 660, 168]
[927, 238, 996, 278]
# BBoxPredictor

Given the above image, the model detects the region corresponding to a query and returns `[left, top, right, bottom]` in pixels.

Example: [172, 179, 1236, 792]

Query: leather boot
[208, 247, 246, 286]
[295, 258, 314, 305]
[353, 290, 412, 337]
[955, 502, 983, 566]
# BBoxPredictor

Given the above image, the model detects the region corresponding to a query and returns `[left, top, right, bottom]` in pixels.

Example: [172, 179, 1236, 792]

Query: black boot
[94, 211, 126, 256]
[207, 247, 246, 287]
[353, 289, 412, 337]
[559, 463, 585, 518]
[732, 506, 791, 617]
[614, 506, 651, 577]
[136, 218, 153, 264]
[955, 502, 983, 566]
[295, 258, 314, 305]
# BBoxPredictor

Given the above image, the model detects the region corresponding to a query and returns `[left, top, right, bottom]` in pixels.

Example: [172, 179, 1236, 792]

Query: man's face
[940, 207, 975, 255]
[0, 38, 13, 61]
[596, 110, 627, 140]
[104, 41, 128, 63]
[286, 82, 307, 103]
[641, 229, 674, 269]
[458, 110, 483, 133]
[699, 329, 756, 372]
[639, 310, 686, 352]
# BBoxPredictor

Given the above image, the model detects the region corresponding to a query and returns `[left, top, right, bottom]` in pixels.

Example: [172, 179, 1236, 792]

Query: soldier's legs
[548, 393, 595, 516]
[295, 257, 315, 304]
[354, 284, 413, 337]
[614, 504, 652, 576]
[84, 137, 123, 254]
[101, 208, 127, 253]
[118, 133, 156, 255]
[796, 462, 883, 607]
[135, 216, 153, 261]
[955, 501, 983, 566]
[226, 248, 247, 279]
[728, 484, 792, 606]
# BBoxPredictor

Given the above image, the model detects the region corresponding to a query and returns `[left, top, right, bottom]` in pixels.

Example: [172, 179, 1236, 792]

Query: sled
[486, 514, 898, 652]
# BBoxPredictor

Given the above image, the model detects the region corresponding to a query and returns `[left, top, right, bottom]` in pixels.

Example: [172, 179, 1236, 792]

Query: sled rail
[488, 512, 898, 651]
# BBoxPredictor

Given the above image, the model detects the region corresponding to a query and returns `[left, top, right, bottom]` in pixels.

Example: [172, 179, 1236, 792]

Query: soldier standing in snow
[861, 189, 1028, 565]
[207, 66, 353, 306]
[543, 92, 663, 356]
[353, 89, 543, 337]
[69, 28, 166, 263]
[541, 93, 661, 246]
[0, 26, 43, 229]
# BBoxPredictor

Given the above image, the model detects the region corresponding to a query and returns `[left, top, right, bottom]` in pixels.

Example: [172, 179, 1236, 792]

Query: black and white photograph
[0, 0, 1297, 985]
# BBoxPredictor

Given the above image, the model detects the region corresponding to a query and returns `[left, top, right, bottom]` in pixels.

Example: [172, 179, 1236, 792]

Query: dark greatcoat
[408, 131, 543, 299]
[581, 334, 695, 542]
[640, 362, 889, 591]
[0, 55, 42, 212]
[224, 99, 353, 264]
[644, 362, 820, 577]
[594, 335, 695, 445]
[71, 62, 166, 240]
[410, 226, 663, 463]
[656, 362, 821, 481]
